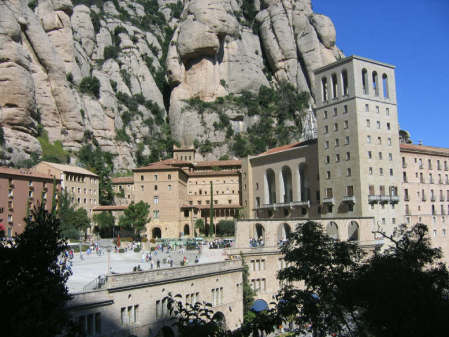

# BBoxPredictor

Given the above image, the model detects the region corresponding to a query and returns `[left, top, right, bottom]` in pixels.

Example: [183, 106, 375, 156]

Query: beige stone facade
[400, 143, 449, 263]
[131, 158, 242, 239]
[69, 261, 244, 337]
[0, 167, 60, 237]
[314, 56, 403, 237]
[34, 161, 99, 217]
[111, 176, 134, 206]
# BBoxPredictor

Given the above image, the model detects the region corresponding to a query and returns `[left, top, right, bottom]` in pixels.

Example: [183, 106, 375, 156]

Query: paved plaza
[67, 246, 226, 293]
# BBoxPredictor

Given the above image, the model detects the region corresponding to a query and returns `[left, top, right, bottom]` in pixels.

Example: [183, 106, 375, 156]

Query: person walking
[157, 259, 160, 269]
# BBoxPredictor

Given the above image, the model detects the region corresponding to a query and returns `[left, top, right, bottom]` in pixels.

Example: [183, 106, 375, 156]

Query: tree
[57, 190, 91, 240]
[78, 144, 114, 205]
[344, 224, 449, 337]
[195, 218, 205, 235]
[276, 222, 449, 337]
[93, 211, 115, 238]
[216, 220, 235, 236]
[118, 201, 151, 236]
[0, 203, 75, 337]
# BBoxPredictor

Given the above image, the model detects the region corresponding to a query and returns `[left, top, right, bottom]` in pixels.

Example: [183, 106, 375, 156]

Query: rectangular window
[347, 168, 352, 177]
[366, 119, 370, 127]
[345, 136, 350, 145]
[344, 105, 348, 113]
[365, 104, 369, 112]
[368, 151, 372, 159]
[323, 110, 328, 119]
[324, 125, 329, 134]
[344, 120, 349, 129]
[346, 152, 351, 160]
[324, 141, 329, 149]
[168, 185, 172, 191]
[386, 108, 390, 116]
[121, 307, 126, 326]
[376, 121, 381, 129]
[367, 135, 371, 144]
[153, 210, 159, 219]
[154, 174, 158, 181]
[334, 123, 338, 131]
[335, 138, 340, 147]
[154, 196, 159, 204]
[336, 154, 340, 162]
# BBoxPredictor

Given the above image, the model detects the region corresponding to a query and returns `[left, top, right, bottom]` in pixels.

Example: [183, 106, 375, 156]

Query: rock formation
[0, 0, 342, 170]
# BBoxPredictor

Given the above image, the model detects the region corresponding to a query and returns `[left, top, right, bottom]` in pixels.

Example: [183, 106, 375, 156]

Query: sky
[313, 0, 449, 147]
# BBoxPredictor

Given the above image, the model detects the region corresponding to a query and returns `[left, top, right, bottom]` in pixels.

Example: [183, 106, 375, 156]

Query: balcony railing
[379, 195, 390, 203]
[260, 200, 310, 209]
[323, 197, 335, 205]
[390, 195, 399, 204]
[343, 195, 356, 204]
[368, 195, 380, 203]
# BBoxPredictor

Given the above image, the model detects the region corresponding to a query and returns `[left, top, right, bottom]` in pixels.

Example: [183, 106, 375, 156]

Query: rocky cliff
[0, 0, 342, 170]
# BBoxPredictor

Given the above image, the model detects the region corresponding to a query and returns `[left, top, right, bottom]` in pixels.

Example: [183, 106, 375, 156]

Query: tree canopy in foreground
[165, 222, 449, 337]
[0, 204, 75, 337]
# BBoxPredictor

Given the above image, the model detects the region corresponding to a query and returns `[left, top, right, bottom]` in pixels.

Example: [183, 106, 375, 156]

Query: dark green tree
[195, 218, 205, 235]
[0, 204, 75, 337]
[216, 220, 235, 236]
[276, 222, 449, 337]
[93, 210, 115, 238]
[57, 190, 91, 240]
[118, 201, 151, 236]
[78, 144, 115, 205]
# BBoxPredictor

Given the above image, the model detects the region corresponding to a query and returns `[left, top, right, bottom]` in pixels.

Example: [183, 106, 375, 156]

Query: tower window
[322, 77, 328, 101]
[372, 71, 379, 96]
[382, 74, 389, 98]
[341, 70, 349, 96]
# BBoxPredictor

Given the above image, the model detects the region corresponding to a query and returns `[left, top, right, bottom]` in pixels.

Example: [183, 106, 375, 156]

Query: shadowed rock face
[0, 0, 341, 168]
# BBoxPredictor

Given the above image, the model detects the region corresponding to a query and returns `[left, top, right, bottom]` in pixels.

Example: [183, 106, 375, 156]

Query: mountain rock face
[0, 0, 342, 170]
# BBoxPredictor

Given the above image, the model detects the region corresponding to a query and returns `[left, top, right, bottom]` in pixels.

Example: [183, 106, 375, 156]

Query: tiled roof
[258, 142, 302, 156]
[133, 159, 193, 172]
[93, 205, 128, 211]
[400, 144, 449, 157]
[111, 176, 134, 184]
[38, 161, 98, 177]
[0, 167, 59, 181]
[194, 160, 241, 167]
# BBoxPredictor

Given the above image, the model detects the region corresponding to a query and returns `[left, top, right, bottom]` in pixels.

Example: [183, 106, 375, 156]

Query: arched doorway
[183, 224, 190, 236]
[326, 222, 339, 240]
[281, 166, 293, 202]
[348, 221, 359, 241]
[265, 169, 276, 204]
[278, 223, 291, 242]
[298, 163, 309, 201]
[212, 311, 226, 330]
[152, 227, 162, 239]
[252, 223, 265, 247]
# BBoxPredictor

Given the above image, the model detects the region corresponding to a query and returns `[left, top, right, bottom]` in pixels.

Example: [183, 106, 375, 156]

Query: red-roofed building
[0, 167, 61, 237]
[119, 148, 243, 239]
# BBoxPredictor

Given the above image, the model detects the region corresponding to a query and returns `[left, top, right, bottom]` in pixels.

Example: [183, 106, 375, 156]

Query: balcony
[260, 200, 310, 210]
[323, 197, 335, 205]
[343, 195, 356, 204]
[368, 195, 380, 203]
[390, 195, 399, 204]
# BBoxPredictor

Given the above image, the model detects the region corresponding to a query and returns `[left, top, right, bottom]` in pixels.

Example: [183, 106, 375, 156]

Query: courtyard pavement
[67, 247, 226, 293]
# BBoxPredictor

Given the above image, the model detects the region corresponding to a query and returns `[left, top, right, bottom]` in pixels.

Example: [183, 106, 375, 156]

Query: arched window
[362, 69, 369, 94]
[348, 221, 359, 241]
[281, 166, 293, 202]
[183, 224, 190, 236]
[341, 70, 349, 96]
[265, 169, 276, 204]
[278, 223, 292, 242]
[372, 71, 379, 96]
[152, 227, 162, 239]
[331, 73, 338, 99]
[212, 312, 226, 329]
[326, 222, 339, 240]
[252, 224, 265, 247]
[322, 77, 328, 101]
[382, 73, 389, 98]
[298, 164, 309, 201]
